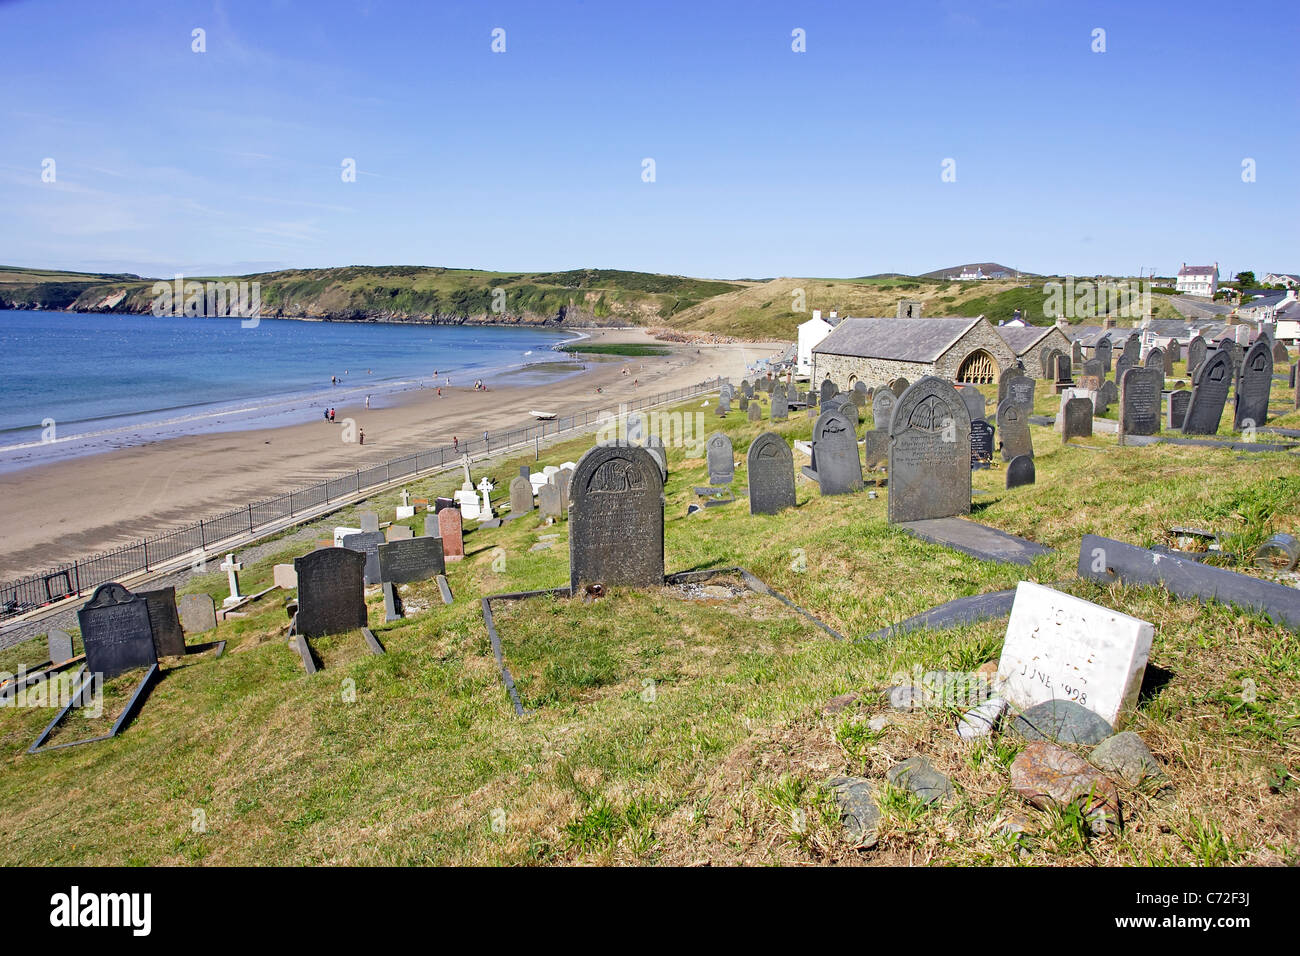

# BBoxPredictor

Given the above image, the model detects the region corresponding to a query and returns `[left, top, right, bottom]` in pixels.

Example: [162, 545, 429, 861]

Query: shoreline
[0, 329, 785, 578]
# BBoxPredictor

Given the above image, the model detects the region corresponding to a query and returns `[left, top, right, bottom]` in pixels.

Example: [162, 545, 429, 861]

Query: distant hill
[919, 262, 1031, 280]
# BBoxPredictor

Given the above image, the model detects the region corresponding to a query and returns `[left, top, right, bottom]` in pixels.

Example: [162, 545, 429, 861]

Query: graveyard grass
[0, 371, 1297, 866]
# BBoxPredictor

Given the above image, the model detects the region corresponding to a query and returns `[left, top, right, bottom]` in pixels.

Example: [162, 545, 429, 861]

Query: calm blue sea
[0, 310, 577, 457]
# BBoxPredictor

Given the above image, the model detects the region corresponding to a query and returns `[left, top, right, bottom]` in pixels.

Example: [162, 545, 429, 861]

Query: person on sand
[453, 436, 459, 451]
[437, 387, 442, 397]
[359, 427, 365, 445]
[365, 395, 370, 409]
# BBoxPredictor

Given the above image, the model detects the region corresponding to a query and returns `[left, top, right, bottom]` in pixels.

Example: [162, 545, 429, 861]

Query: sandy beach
[0, 329, 784, 578]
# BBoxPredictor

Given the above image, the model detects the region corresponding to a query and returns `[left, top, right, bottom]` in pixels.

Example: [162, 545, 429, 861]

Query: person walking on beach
[359, 427, 365, 445]
[365, 395, 370, 409]
[453, 436, 459, 451]
[437, 387, 442, 397]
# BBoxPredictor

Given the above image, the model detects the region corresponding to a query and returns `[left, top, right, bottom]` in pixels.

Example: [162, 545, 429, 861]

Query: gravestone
[294, 547, 368, 638]
[716, 394, 731, 416]
[887, 377, 970, 523]
[1097, 379, 1118, 412]
[568, 445, 665, 592]
[1054, 353, 1073, 389]
[861, 428, 889, 469]
[425, 514, 440, 537]
[178, 593, 217, 634]
[539, 481, 562, 518]
[1005, 454, 1035, 489]
[273, 563, 298, 590]
[1094, 337, 1113, 373]
[853, 381, 868, 404]
[819, 379, 838, 404]
[77, 583, 158, 680]
[342, 530, 385, 585]
[359, 512, 379, 534]
[872, 389, 897, 431]
[738, 394, 748, 413]
[811, 407, 863, 495]
[1121, 336, 1140, 365]
[1219, 339, 1243, 379]
[996, 399, 1033, 460]
[1186, 335, 1207, 376]
[999, 371, 1035, 410]
[382, 581, 403, 623]
[1272, 340, 1288, 365]
[1118, 366, 1162, 440]
[1144, 346, 1164, 370]
[970, 420, 995, 468]
[378, 536, 445, 584]
[438, 507, 464, 560]
[1077, 359, 1103, 392]
[1061, 396, 1093, 442]
[509, 475, 534, 516]
[706, 432, 735, 485]
[140, 586, 187, 657]
[47, 629, 74, 664]
[1182, 349, 1232, 435]
[1162, 345, 1175, 376]
[890, 378, 909, 397]
[771, 390, 788, 420]
[1113, 353, 1133, 387]
[385, 524, 414, 542]
[1071, 340, 1083, 365]
[747, 432, 796, 515]
[741, 381, 753, 398]
[1233, 339, 1273, 431]
[1166, 389, 1191, 429]
[747, 401, 761, 422]
[219, 553, 243, 607]
[957, 385, 986, 423]
[997, 581, 1153, 729]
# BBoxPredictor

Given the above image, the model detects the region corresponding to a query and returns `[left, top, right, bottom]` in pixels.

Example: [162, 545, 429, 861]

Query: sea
[0, 310, 580, 471]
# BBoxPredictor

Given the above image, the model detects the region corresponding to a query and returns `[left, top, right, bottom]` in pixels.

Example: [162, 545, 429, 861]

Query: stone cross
[220, 553, 244, 607]
[478, 477, 495, 518]
[460, 453, 472, 486]
[400, 489, 411, 508]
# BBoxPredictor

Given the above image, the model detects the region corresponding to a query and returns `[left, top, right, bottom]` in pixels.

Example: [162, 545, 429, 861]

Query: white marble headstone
[997, 581, 1154, 729]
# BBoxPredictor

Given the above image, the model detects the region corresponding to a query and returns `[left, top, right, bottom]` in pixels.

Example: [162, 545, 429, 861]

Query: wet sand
[0, 329, 783, 578]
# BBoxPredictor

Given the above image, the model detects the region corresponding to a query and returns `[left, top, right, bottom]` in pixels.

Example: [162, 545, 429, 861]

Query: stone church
[810, 315, 1017, 391]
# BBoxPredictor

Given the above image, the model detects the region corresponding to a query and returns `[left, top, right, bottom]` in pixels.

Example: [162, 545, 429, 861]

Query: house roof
[812, 316, 983, 363]
[1178, 264, 1217, 277]
[994, 325, 1054, 355]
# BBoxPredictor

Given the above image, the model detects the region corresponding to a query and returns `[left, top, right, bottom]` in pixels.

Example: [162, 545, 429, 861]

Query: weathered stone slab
[1005, 454, 1035, 489]
[998, 580, 1153, 728]
[569, 444, 664, 592]
[1061, 396, 1093, 442]
[438, 508, 464, 560]
[957, 385, 986, 423]
[860, 428, 888, 469]
[538, 481, 562, 518]
[294, 547, 368, 638]
[1166, 389, 1191, 429]
[969, 419, 995, 467]
[897, 517, 1051, 566]
[1118, 365, 1162, 440]
[871, 389, 897, 431]
[1186, 335, 1207, 376]
[998, 369, 1034, 408]
[509, 475, 534, 516]
[1079, 533, 1300, 632]
[811, 407, 862, 496]
[178, 593, 217, 634]
[341, 530, 385, 585]
[747, 401, 761, 422]
[1233, 339, 1273, 430]
[382, 580, 403, 623]
[273, 563, 298, 590]
[77, 583, 158, 680]
[1094, 336, 1112, 372]
[359, 512, 379, 533]
[887, 377, 969, 523]
[862, 589, 1016, 641]
[378, 536, 444, 583]
[140, 586, 188, 657]
[47, 628, 74, 664]
[1182, 348, 1232, 435]
[706, 431, 734, 485]
[385, 524, 414, 541]
[996, 399, 1033, 461]
[746, 432, 796, 515]
[771, 390, 788, 420]
[819, 379, 837, 404]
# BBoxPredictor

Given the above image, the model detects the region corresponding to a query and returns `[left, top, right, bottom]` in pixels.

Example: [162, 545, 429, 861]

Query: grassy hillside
[0, 363, 1296, 865]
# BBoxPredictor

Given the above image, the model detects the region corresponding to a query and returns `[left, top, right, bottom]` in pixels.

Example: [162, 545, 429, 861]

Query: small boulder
[1011, 699, 1114, 745]
[886, 756, 953, 806]
[828, 776, 879, 847]
[823, 692, 859, 715]
[868, 715, 891, 732]
[888, 685, 924, 712]
[1010, 741, 1121, 833]
[957, 696, 1009, 740]
[1090, 731, 1169, 792]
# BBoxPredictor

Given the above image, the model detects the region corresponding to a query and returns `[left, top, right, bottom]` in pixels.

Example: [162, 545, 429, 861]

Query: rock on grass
[1010, 741, 1121, 834]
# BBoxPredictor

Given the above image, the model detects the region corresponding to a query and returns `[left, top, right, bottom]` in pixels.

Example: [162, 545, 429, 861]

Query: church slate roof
[811, 316, 982, 363]
[994, 325, 1054, 354]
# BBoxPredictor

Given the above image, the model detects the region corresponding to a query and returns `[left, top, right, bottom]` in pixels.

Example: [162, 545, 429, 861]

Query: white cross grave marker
[220, 553, 244, 607]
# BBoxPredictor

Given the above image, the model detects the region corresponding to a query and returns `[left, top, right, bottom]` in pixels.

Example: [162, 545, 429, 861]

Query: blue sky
[1, 0, 1295, 279]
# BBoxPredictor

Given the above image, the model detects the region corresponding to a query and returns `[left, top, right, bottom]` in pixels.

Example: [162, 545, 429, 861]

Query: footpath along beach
[0, 329, 784, 578]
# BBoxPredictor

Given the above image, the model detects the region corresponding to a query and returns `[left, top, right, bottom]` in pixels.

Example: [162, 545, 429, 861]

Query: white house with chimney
[1175, 263, 1218, 297]
[1263, 273, 1300, 289]
[796, 309, 840, 376]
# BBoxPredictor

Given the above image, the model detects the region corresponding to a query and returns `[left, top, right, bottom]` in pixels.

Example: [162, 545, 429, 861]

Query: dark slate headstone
[871, 389, 897, 431]
[1290, 364, 1297, 390]
[1118, 366, 1162, 440]
[716, 393, 731, 416]
[425, 514, 440, 537]
[1071, 340, 1084, 364]
[747, 432, 796, 515]
[957, 385, 986, 423]
[178, 592, 217, 634]
[970, 420, 995, 468]
[1113, 353, 1133, 387]
[569, 445, 664, 592]
[738, 394, 749, 412]
[1005, 454, 1035, 489]
[294, 547, 368, 638]
[1094, 337, 1113, 373]
[1223, 339, 1244, 379]
[1186, 335, 1207, 376]
[379, 536, 445, 583]
[434, 496, 455, 513]
[706, 431, 735, 485]
[771, 389, 789, 420]
[1097, 378, 1118, 412]
[1077, 359, 1103, 391]
[889, 377, 909, 397]
[47, 629, 74, 664]
[1121, 335, 1140, 364]
[747, 401, 761, 422]
[359, 512, 379, 533]
[1166, 389, 1191, 430]
[539, 481, 562, 518]
[342, 531, 385, 585]
[518, 464, 532, 479]
[382, 581, 403, 623]
[1061, 396, 1093, 442]
[77, 583, 158, 680]
[1144, 346, 1164, 370]
[861, 428, 889, 469]
[1272, 340, 1288, 365]
[1182, 349, 1232, 435]
[887, 377, 970, 523]
[509, 475, 534, 516]
[1054, 353, 1073, 384]
[741, 380, 753, 398]
[819, 379, 838, 404]
[811, 407, 863, 496]
[1233, 339, 1273, 431]
[999, 372, 1035, 411]
[996, 399, 1033, 461]
[140, 586, 187, 657]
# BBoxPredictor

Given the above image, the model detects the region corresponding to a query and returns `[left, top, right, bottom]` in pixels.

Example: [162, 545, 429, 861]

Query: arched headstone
[294, 548, 367, 638]
[706, 432, 735, 484]
[1182, 349, 1232, 435]
[811, 407, 862, 496]
[887, 377, 970, 523]
[1233, 339, 1274, 430]
[747, 433, 796, 515]
[569, 445, 665, 592]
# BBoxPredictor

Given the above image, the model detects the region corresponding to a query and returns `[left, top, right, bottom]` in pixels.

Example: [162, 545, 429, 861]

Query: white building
[1175, 263, 1218, 297]
[796, 309, 839, 375]
[1263, 273, 1300, 289]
